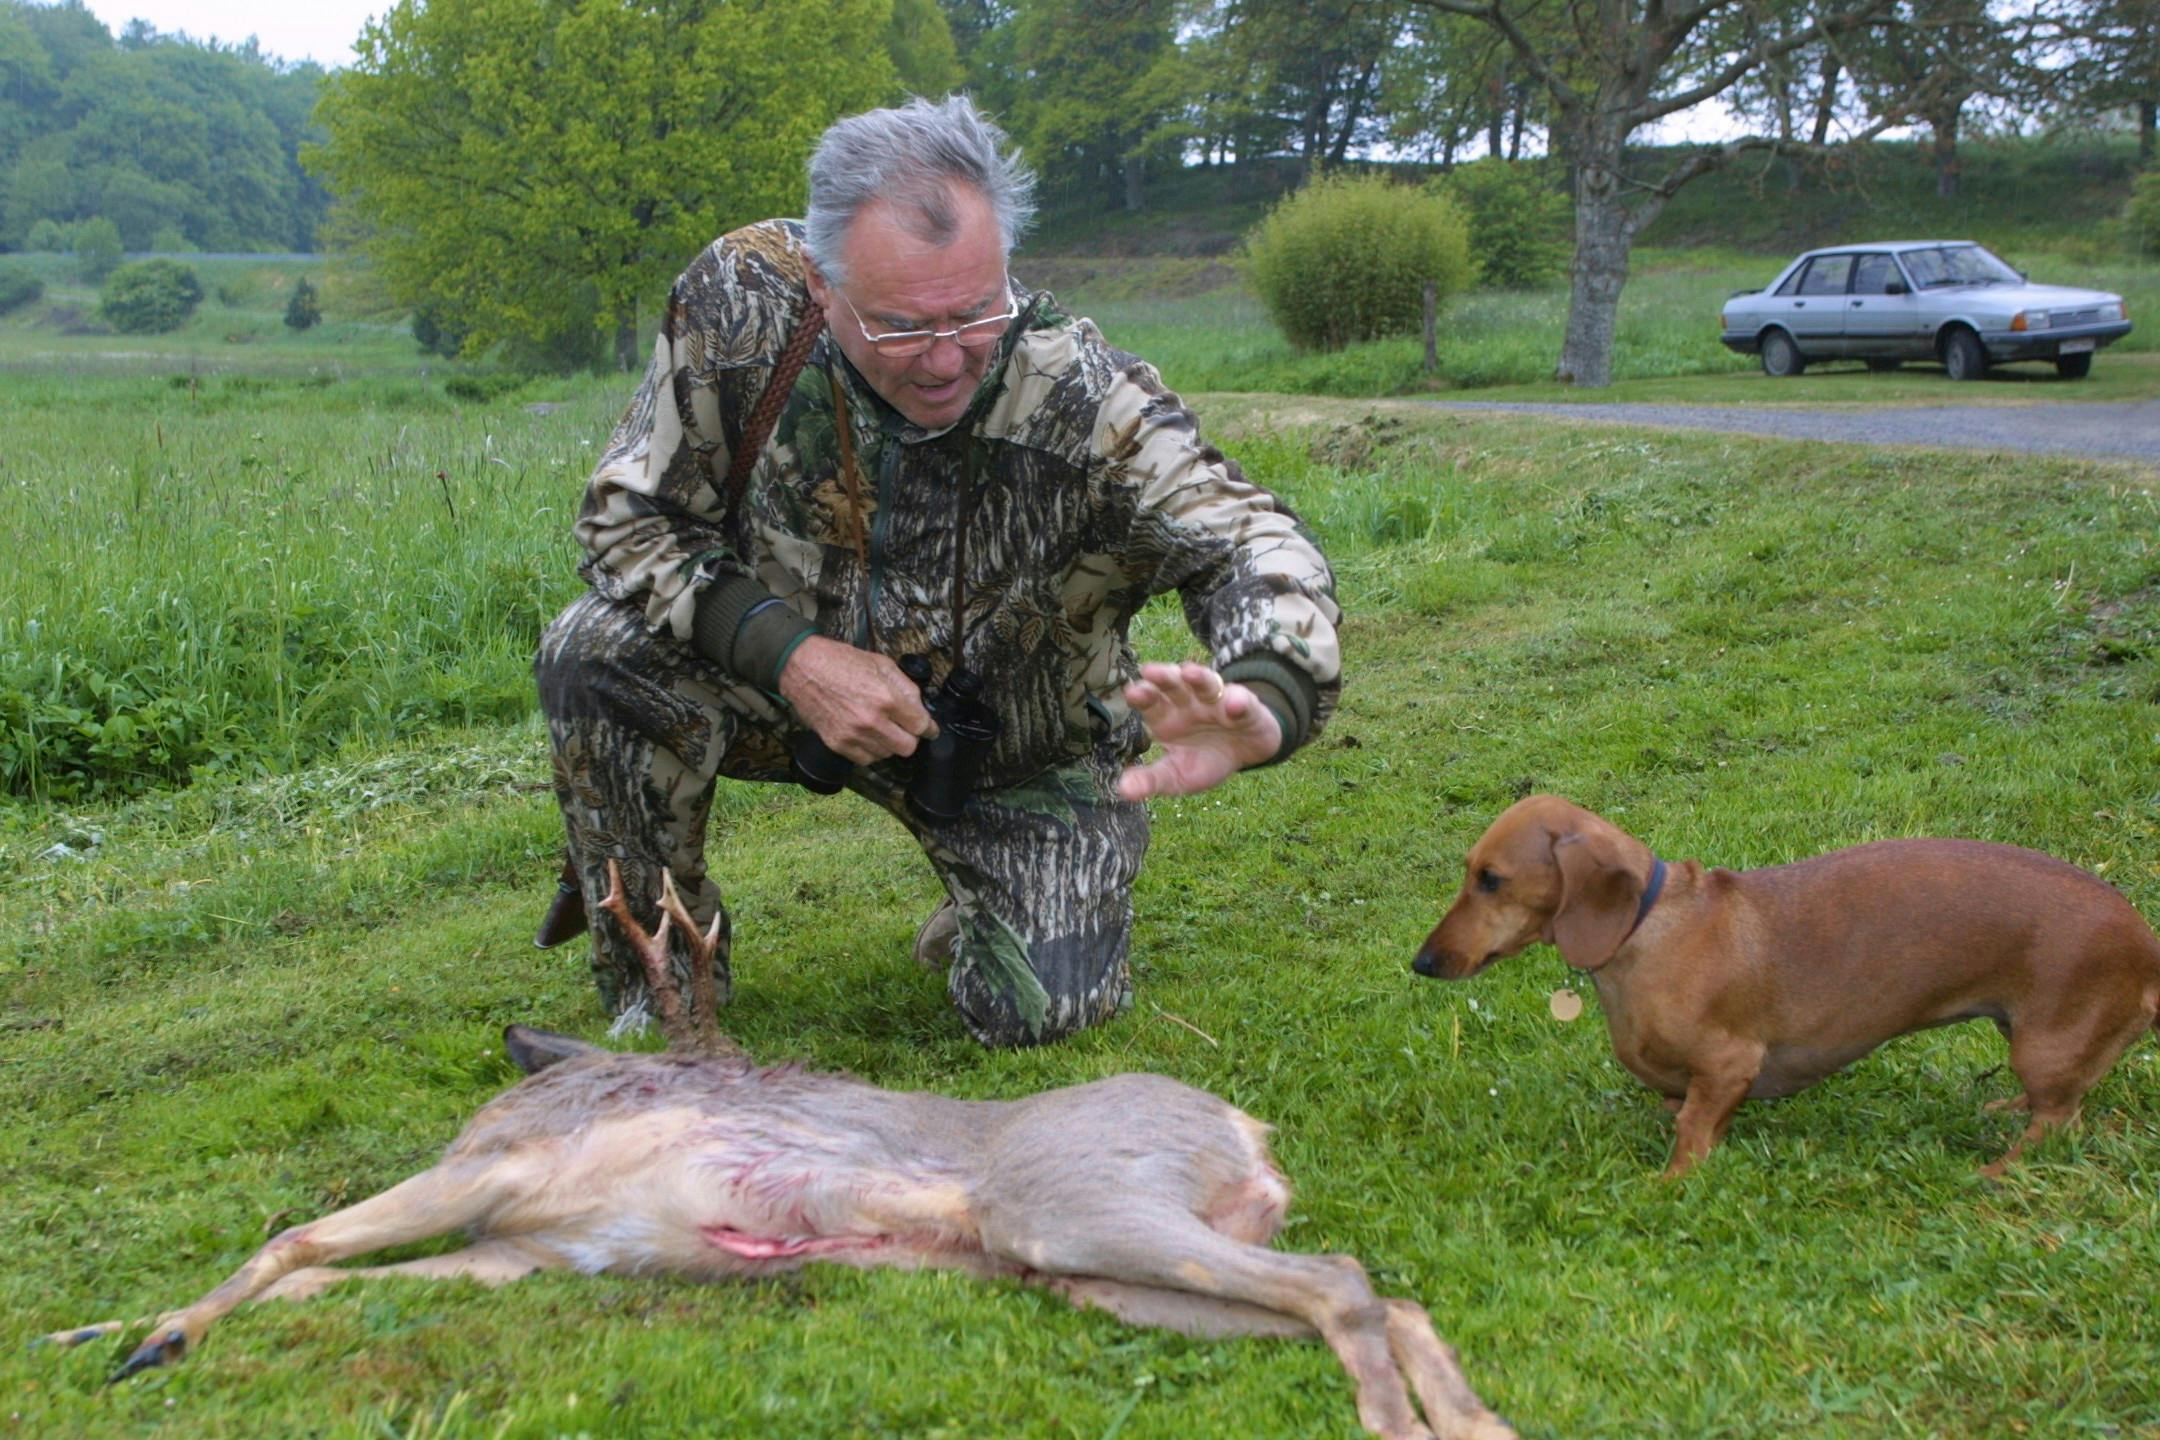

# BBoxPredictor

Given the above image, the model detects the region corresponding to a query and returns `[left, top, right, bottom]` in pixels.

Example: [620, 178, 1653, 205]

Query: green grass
[1638, 134, 2147, 255]
[7, 241, 2157, 806]
[1054, 246, 2160, 397]
[1025, 138, 2148, 266]
[4, 384, 2159, 1437]
[0, 265, 612, 800]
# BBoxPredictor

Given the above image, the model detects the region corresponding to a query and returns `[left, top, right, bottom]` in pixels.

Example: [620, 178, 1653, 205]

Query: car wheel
[1942, 328, 1987, 381]
[1865, 358, 1902, 372]
[2055, 351, 2093, 380]
[1760, 329, 1805, 378]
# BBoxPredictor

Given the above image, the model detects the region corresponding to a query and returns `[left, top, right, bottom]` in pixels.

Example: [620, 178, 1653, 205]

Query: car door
[1785, 254, 1854, 356]
[1843, 252, 1925, 359]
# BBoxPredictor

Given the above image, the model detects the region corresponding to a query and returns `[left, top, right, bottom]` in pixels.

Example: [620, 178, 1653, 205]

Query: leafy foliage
[71, 215, 120, 281]
[22, 217, 64, 251]
[282, 276, 321, 331]
[0, 1, 328, 250]
[1004, 0, 1188, 211]
[97, 258, 203, 333]
[1437, 158, 1572, 289]
[884, 0, 961, 96]
[309, 0, 896, 372]
[1244, 171, 1470, 350]
[2127, 168, 2160, 256]
[0, 262, 40, 315]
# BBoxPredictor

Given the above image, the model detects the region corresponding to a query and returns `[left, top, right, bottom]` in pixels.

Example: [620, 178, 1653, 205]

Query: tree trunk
[1557, 151, 1632, 388]
[1507, 84, 1526, 160]
[1809, 55, 1840, 148]
[1929, 105, 1962, 200]
[2142, 100, 2156, 167]
[1123, 153, 1145, 212]
[614, 305, 638, 372]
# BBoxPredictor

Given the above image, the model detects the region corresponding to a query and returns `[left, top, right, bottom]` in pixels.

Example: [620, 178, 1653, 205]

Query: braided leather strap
[724, 304, 827, 517]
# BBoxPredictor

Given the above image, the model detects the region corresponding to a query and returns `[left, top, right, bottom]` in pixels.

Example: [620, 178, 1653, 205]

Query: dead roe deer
[47, 862, 1514, 1440]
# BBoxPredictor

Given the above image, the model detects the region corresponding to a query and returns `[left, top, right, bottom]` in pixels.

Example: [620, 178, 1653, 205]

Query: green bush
[149, 224, 190, 253]
[443, 370, 529, 403]
[0, 265, 43, 316]
[99, 259, 205, 334]
[1436, 158, 1573, 289]
[412, 303, 467, 358]
[1244, 172, 1471, 351]
[284, 276, 322, 331]
[24, 218, 66, 252]
[74, 217, 124, 281]
[2127, 169, 2160, 257]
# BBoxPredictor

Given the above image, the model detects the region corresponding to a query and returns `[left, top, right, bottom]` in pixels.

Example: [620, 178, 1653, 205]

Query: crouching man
[536, 95, 1340, 1046]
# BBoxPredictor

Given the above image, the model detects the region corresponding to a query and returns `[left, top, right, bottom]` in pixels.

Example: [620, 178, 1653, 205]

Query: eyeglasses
[836, 289, 1018, 359]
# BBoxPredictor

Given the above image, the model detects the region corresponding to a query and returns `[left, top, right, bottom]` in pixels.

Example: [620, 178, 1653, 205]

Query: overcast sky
[79, 0, 380, 68]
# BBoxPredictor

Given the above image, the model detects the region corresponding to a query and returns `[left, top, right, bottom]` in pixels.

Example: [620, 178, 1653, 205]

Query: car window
[1773, 261, 1810, 297]
[1851, 254, 1902, 294]
[1902, 245, 2020, 288]
[1796, 255, 1853, 296]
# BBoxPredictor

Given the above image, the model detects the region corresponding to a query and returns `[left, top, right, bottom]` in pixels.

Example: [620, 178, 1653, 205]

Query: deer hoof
[110, 1329, 186, 1382]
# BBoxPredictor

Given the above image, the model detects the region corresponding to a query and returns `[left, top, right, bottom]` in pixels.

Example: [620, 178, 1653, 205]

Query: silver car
[1719, 241, 2132, 380]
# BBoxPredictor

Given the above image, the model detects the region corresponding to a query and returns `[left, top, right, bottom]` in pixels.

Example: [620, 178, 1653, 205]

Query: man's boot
[533, 856, 588, 949]
[913, 898, 959, 970]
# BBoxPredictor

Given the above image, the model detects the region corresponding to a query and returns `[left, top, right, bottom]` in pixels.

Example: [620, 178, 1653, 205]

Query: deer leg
[988, 1206, 1509, 1440]
[255, 1236, 559, 1304]
[1040, 1276, 1313, 1339]
[1385, 1301, 1518, 1440]
[63, 1155, 540, 1380]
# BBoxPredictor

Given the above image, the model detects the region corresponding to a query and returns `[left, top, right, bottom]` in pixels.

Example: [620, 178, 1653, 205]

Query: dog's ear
[1551, 830, 1643, 970]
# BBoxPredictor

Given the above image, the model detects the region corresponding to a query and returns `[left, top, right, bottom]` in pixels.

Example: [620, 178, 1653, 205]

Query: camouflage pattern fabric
[538, 590, 1142, 1047]
[541, 217, 1341, 1045]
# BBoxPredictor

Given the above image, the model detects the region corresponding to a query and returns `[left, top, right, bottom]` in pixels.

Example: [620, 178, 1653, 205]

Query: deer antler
[595, 860, 737, 1056]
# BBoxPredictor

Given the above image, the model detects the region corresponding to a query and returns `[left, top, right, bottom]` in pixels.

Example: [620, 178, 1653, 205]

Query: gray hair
[804, 94, 1036, 287]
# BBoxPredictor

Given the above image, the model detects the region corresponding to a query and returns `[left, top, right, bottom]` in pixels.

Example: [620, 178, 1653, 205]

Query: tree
[1383, 9, 1540, 164]
[99, 257, 202, 332]
[886, 0, 962, 96]
[1006, 0, 1187, 210]
[0, 4, 329, 250]
[310, 0, 896, 372]
[1402, 0, 1973, 387]
[1188, 0, 1412, 169]
[284, 275, 321, 330]
[73, 214, 120, 279]
[2035, 0, 2159, 163]
[1846, 0, 2023, 198]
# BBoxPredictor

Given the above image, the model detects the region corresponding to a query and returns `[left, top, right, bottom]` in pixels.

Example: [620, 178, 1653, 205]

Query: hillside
[1027, 137, 2149, 265]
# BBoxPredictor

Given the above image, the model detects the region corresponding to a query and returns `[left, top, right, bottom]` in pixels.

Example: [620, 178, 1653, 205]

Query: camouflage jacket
[573, 220, 1341, 790]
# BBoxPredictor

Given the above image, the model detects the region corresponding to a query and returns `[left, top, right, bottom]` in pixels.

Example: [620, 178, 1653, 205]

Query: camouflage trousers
[534, 590, 1148, 1047]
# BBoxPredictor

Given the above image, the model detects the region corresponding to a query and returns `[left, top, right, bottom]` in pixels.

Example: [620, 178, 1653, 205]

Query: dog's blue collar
[1630, 857, 1667, 935]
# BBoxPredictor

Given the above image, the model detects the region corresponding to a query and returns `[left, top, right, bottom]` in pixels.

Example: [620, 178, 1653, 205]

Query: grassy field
[1058, 246, 2160, 398]
[5, 322, 2159, 1438]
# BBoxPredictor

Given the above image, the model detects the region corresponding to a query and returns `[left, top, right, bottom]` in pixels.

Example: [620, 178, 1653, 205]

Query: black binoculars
[790, 654, 1001, 822]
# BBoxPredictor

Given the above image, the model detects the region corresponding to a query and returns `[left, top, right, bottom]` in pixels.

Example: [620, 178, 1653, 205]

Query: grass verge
[4, 398, 2158, 1438]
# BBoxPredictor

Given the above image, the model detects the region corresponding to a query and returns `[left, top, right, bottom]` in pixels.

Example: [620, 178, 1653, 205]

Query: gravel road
[1421, 397, 2160, 466]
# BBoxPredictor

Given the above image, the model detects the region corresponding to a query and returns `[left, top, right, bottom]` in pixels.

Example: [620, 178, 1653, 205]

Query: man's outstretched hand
[1116, 661, 1282, 802]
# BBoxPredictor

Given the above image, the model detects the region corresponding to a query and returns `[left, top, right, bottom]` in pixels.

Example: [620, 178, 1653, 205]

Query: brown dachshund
[1413, 795, 2160, 1179]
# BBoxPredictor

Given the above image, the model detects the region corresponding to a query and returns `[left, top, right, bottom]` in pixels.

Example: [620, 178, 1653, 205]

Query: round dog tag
[1548, 988, 1583, 1022]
